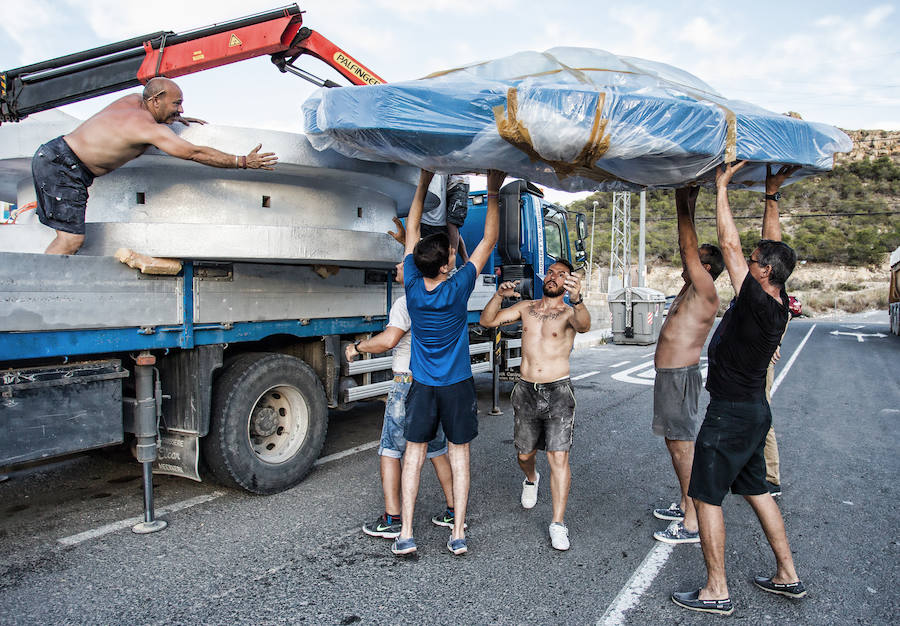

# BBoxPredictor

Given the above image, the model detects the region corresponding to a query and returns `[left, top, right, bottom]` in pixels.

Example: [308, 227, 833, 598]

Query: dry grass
[643, 261, 890, 317]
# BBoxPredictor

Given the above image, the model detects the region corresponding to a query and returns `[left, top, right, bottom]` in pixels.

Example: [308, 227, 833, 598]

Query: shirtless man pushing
[32, 77, 278, 254]
[651, 187, 724, 544]
[480, 260, 591, 550]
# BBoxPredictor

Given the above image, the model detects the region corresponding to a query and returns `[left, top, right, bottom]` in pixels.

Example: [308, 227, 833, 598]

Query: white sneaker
[521, 472, 540, 509]
[549, 522, 569, 551]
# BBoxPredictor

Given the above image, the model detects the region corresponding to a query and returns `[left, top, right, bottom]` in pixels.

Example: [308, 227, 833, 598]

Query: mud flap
[153, 432, 201, 482]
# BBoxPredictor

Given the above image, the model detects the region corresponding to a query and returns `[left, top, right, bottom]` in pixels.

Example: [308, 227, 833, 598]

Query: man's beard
[542, 281, 565, 297]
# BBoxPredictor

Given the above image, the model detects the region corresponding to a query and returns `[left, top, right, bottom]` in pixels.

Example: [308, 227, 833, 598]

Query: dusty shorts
[688, 395, 772, 506]
[511, 378, 576, 453]
[32, 136, 95, 235]
[652, 364, 703, 441]
[405, 377, 478, 445]
[379, 376, 448, 459]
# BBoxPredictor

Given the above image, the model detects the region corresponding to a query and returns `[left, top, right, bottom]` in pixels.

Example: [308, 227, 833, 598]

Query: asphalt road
[1, 315, 897, 624]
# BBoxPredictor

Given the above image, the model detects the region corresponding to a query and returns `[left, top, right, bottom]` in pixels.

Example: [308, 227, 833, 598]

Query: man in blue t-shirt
[390, 169, 505, 557]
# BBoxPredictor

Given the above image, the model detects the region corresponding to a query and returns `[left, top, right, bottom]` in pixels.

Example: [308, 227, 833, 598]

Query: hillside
[566, 155, 899, 316]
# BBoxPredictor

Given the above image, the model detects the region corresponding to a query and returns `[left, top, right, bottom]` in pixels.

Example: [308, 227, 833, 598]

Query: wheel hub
[250, 406, 279, 437]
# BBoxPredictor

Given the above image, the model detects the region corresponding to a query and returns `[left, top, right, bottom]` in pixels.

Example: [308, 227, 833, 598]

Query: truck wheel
[203, 353, 327, 494]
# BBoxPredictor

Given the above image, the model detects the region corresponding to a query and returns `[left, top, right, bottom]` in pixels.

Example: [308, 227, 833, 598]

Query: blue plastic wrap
[303, 47, 852, 191]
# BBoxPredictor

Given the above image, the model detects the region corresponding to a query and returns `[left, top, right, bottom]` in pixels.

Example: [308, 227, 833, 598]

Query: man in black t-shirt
[671, 162, 807, 616]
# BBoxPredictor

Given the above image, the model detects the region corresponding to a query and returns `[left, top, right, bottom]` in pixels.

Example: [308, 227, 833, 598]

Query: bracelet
[241, 155, 248, 169]
[569, 297, 583, 306]
[353, 340, 363, 353]
[486, 193, 499, 199]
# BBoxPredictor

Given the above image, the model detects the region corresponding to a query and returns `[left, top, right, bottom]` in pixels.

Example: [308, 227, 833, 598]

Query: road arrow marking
[829, 330, 886, 342]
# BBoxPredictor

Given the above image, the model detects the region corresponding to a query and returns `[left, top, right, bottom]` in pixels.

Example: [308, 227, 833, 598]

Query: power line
[642, 211, 900, 222]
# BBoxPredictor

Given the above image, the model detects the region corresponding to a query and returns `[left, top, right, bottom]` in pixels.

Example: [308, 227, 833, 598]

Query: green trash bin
[608, 287, 666, 345]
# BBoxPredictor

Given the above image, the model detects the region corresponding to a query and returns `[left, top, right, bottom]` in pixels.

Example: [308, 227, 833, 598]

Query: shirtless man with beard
[480, 260, 591, 550]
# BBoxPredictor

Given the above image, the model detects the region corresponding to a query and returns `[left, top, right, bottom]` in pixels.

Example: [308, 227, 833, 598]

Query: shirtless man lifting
[480, 260, 591, 550]
[32, 77, 278, 254]
[651, 187, 724, 544]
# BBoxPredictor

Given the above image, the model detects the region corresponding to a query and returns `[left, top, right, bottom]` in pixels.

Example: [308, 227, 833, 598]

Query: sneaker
[549, 522, 570, 551]
[767, 481, 783, 497]
[521, 472, 540, 509]
[390, 536, 417, 555]
[653, 502, 685, 521]
[362, 515, 401, 539]
[653, 520, 700, 544]
[430, 511, 468, 530]
[447, 537, 468, 555]
[671, 589, 734, 615]
[754, 576, 806, 598]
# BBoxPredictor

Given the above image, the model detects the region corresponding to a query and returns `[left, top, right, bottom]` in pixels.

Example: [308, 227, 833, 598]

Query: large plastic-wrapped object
[303, 47, 852, 191]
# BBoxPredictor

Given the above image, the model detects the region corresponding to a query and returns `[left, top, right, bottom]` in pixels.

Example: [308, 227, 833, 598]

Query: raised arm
[761, 164, 800, 241]
[479, 280, 524, 327]
[563, 272, 591, 332]
[404, 170, 435, 257]
[146, 124, 277, 170]
[676, 187, 716, 301]
[715, 161, 749, 294]
[468, 170, 505, 273]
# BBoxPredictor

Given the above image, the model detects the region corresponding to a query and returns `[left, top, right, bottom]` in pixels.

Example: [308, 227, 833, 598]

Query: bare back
[64, 94, 163, 176]
[518, 300, 578, 383]
[654, 282, 719, 369]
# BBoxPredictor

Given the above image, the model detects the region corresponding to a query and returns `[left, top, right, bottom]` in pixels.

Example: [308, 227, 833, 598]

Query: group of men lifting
[32, 79, 805, 615]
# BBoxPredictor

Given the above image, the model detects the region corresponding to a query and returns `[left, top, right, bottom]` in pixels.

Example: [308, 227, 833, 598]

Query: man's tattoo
[528, 305, 562, 321]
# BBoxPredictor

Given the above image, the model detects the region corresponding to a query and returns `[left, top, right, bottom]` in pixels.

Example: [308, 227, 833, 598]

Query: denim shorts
[32, 136, 95, 235]
[379, 378, 448, 459]
[511, 379, 576, 453]
[688, 396, 771, 506]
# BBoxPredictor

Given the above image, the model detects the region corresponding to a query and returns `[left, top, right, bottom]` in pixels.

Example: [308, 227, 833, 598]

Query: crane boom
[0, 3, 384, 123]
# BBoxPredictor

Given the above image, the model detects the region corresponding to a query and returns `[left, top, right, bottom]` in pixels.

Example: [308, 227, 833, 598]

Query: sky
[2, 0, 898, 204]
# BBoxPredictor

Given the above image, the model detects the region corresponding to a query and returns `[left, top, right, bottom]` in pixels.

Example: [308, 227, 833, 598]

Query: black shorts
[420, 223, 448, 238]
[445, 181, 469, 227]
[405, 377, 478, 445]
[688, 396, 771, 506]
[32, 136, 95, 235]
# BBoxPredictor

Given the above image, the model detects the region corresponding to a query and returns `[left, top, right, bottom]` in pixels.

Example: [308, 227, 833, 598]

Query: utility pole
[590, 200, 598, 293]
[638, 189, 646, 287]
[609, 191, 631, 292]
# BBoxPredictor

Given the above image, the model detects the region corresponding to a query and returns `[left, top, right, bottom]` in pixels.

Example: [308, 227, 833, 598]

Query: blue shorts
[405, 377, 478, 445]
[379, 377, 447, 458]
[32, 136, 95, 235]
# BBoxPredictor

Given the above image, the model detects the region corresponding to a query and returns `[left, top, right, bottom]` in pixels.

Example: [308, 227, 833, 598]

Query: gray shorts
[511, 379, 576, 453]
[652, 364, 702, 441]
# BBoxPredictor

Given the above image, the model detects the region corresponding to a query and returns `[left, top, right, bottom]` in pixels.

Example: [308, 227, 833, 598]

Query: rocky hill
[837, 129, 900, 165]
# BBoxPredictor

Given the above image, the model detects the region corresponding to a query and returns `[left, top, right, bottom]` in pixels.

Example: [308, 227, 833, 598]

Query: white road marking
[572, 370, 601, 381]
[599, 324, 816, 623]
[771, 324, 816, 395]
[610, 360, 656, 386]
[598, 543, 674, 625]
[58, 491, 225, 546]
[313, 440, 380, 466]
[829, 329, 884, 342]
[609, 360, 631, 368]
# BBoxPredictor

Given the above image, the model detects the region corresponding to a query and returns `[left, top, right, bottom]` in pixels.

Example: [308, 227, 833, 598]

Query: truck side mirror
[576, 213, 587, 240]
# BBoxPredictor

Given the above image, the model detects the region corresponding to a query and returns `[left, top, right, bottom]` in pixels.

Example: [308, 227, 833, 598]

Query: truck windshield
[543, 206, 568, 261]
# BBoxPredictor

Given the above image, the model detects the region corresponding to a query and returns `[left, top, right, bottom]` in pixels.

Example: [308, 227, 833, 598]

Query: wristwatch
[569, 296, 583, 306]
[353, 340, 363, 354]
[764, 192, 782, 201]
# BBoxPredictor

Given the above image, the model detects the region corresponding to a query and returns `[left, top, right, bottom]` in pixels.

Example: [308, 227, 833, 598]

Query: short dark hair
[756, 239, 796, 287]
[549, 258, 574, 273]
[413, 232, 451, 278]
[699, 244, 725, 279]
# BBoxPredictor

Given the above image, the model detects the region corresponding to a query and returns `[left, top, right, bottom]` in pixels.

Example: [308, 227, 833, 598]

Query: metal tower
[608, 191, 631, 291]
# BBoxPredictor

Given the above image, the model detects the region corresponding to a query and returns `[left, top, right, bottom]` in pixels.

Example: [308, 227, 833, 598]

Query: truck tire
[203, 352, 328, 494]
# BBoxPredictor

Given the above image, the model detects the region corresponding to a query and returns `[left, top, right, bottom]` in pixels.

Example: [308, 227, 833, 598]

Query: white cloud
[863, 4, 895, 28]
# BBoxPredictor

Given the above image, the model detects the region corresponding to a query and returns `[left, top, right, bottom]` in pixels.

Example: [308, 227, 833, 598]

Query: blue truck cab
[460, 179, 587, 300]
